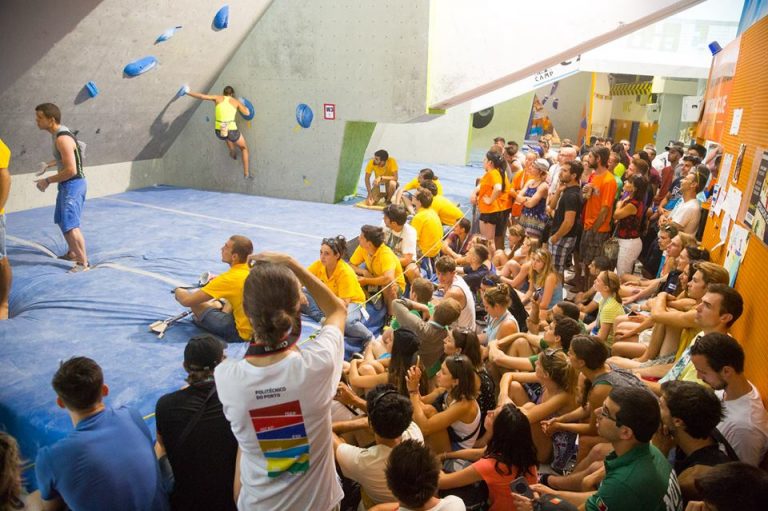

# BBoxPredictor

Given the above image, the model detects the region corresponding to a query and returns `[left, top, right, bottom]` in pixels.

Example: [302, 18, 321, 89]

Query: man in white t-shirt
[434, 256, 475, 330]
[689, 332, 768, 466]
[377, 439, 466, 511]
[215, 252, 347, 511]
[382, 204, 417, 270]
[662, 164, 707, 235]
[334, 385, 421, 509]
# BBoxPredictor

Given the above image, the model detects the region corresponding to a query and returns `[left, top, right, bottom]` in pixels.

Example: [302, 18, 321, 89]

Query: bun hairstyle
[484, 282, 512, 308]
[244, 261, 300, 346]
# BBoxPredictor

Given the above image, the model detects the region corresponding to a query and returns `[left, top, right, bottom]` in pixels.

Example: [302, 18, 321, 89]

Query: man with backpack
[34, 102, 89, 272]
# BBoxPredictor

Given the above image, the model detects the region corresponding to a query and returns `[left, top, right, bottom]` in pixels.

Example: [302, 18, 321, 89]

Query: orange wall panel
[701, 16, 768, 397]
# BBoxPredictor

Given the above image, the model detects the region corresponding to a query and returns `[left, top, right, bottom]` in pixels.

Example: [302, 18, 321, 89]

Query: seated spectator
[155, 335, 237, 511]
[215, 252, 347, 510]
[522, 249, 563, 312]
[35, 357, 168, 511]
[173, 235, 253, 343]
[688, 462, 768, 511]
[303, 235, 374, 344]
[689, 333, 768, 466]
[382, 204, 417, 271]
[395, 168, 444, 214]
[350, 225, 406, 316]
[349, 329, 426, 396]
[458, 244, 492, 297]
[479, 283, 519, 345]
[421, 180, 463, 227]
[434, 257, 476, 330]
[406, 355, 481, 454]
[391, 297, 461, 379]
[0, 432, 37, 510]
[365, 149, 399, 206]
[572, 256, 613, 324]
[408, 189, 444, 280]
[442, 218, 472, 262]
[479, 274, 529, 333]
[647, 283, 743, 394]
[500, 349, 580, 472]
[369, 440, 466, 511]
[656, 381, 735, 504]
[492, 223, 526, 269]
[535, 387, 683, 511]
[659, 163, 707, 235]
[334, 385, 416, 509]
[587, 271, 623, 348]
[637, 224, 678, 282]
[498, 234, 540, 292]
[542, 336, 646, 465]
[442, 328, 495, 436]
[439, 405, 538, 511]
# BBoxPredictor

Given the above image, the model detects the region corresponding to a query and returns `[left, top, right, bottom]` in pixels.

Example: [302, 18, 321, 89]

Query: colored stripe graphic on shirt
[249, 400, 310, 478]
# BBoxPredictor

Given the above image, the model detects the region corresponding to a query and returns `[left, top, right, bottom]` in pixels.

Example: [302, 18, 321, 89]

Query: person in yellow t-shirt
[350, 225, 405, 315]
[421, 180, 463, 226]
[365, 149, 399, 206]
[0, 138, 11, 319]
[394, 168, 443, 214]
[174, 235, 254, 342]
[186, 85, 253, 179]
[303, 235, 373, 342]
[406, 189, 444, 282]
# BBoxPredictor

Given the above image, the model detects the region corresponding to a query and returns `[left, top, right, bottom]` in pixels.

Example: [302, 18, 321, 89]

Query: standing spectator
[33, 103, 89, 272]
[613, 175, 649, 276]
[0, 138, 11, 319]
[409, 188, 444, 279]
[689, 333, 768, 466]
[548, 160, 583, 276]
[35, 357, 168, 511]
[215, 252, 347, 510]
[575, 147, 617, 292]
[155, 335, 237, 511]
[473, 151, 508, 252]
[517, 159, 550, 239]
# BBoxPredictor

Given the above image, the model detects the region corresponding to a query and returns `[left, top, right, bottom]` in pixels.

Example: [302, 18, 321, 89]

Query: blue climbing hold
[552, 98, 559, 110]
[240, 97, 255, 120]
[85, 81, 99, 98]
[177, 85, 190, 98]
[213, 5, 229, 29]
[296, 103, 314, 129]
[156, 26, 182, 44]
[124, 56, 158, 77]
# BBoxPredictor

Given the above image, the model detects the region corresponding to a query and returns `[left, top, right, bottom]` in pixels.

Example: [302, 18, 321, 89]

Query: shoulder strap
[176, 384, 217, 448]
[710, 427, 740, 462]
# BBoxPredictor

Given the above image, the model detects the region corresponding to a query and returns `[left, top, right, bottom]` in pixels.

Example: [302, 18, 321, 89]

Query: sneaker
[244, 173, 255, 180]
[68, 263, 90, 273]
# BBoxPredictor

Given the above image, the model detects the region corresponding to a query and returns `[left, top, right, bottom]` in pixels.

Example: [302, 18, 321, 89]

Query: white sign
[681, 96, 703, 123]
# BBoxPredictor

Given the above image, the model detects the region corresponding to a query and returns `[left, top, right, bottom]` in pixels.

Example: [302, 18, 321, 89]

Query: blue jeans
[301, 291, 373, 342]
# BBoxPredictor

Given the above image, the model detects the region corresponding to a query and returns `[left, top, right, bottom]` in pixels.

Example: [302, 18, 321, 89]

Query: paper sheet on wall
[718, 213, 731, 247]
[723, 187, 743, 219]
[724, 223, 750, 287]
[729, 108, 743, 135]
[712, 186, 727, 216]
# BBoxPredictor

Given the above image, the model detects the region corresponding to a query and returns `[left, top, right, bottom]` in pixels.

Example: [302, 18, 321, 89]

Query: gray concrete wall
[162, 0, 431, 203]
[0, 0, 272, 175]
[368, 103, 473, 166]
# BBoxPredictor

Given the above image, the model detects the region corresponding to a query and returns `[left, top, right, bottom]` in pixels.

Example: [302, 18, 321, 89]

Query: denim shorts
[194, 308, 247, 343]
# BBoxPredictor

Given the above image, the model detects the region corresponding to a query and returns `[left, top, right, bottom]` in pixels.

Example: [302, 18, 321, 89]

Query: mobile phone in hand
[510, 476, 534, 499]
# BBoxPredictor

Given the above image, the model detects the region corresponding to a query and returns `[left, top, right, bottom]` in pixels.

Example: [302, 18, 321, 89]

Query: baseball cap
[664, 140, 684, 151]
[533, 158, 551, 172]
[184, 335, 225, 371]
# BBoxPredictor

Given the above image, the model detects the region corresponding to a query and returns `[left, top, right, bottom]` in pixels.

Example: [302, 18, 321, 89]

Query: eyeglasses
[599, 406, 621, 426]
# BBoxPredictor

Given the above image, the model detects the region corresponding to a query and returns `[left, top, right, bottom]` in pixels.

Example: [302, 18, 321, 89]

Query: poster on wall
[697, 36, 740, 141]
[732, 143, 747, 183]
[724, 223, 750, 287]
[744, 150, 768, 245]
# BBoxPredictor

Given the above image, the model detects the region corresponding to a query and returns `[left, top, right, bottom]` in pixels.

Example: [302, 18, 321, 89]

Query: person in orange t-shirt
[473, 151, 508, 252]
[577, 147, 617, 291]
[510, 151, 537, 221]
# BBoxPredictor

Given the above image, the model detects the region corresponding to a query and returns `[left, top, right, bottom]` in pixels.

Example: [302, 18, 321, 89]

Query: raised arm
[186, 91, 218, 101]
